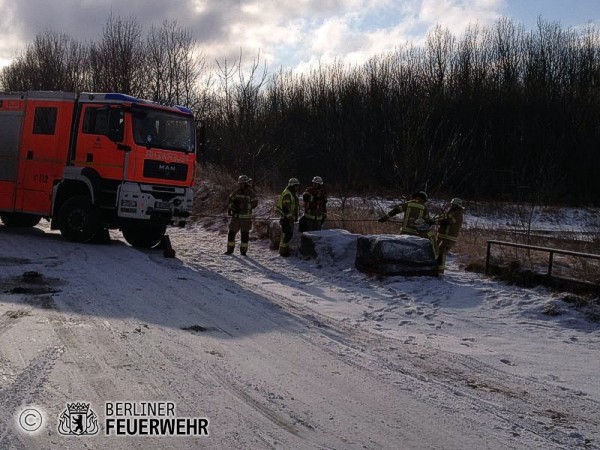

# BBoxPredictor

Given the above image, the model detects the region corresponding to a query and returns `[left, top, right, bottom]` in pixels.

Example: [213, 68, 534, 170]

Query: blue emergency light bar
[82, 92, 193, 114]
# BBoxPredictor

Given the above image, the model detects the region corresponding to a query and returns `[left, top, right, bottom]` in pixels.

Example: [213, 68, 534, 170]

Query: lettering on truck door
[16, 99, 74, 215]
[74, 105, 126, 180]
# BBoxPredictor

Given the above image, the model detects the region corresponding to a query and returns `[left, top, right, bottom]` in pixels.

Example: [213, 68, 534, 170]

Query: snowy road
[0, 222, 598, 449]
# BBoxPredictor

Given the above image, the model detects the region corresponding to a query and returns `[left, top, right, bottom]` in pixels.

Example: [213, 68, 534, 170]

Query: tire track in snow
[0, 346, 63, 450]
[253, 275, 600, 448]
[172, 231, 599, 449]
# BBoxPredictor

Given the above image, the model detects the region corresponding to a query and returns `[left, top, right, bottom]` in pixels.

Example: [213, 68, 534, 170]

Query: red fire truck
[0, 91, 197, 247]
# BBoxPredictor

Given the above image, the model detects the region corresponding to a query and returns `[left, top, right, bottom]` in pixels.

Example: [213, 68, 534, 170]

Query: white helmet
[450, 198, 463, 208]
[288, 177, 300, 186]
[238, 174, 250, 184]
[312, 176, 323, 185]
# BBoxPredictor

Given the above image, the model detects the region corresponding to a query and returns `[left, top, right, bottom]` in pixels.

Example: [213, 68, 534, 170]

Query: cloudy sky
[0, 0, 598, 72]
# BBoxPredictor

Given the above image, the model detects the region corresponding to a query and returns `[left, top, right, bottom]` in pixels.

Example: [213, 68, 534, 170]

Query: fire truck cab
[0, 91, 197, 247]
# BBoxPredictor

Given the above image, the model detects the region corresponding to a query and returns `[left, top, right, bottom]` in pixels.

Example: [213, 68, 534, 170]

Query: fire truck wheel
[0, 213, 41, 228]
[57, 195, 101, 243]
[122, 223, 167, 249]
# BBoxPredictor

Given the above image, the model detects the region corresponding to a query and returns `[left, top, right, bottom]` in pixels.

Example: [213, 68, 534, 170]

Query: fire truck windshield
[132, 108, 195, 153]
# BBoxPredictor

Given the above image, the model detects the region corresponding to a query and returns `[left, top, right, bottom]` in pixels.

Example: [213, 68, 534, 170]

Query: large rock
[355, 234, 438, 276]
[299, 230, 438, 277]
[299, 229, 358, 263]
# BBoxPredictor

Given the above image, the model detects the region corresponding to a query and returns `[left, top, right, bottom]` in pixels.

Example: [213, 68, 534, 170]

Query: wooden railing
[485, 240, 600, 288]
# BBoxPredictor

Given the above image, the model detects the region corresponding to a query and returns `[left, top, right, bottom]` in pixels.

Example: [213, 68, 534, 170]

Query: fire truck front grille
[143, 189, 177, 201]
[143, 159, 188, 181]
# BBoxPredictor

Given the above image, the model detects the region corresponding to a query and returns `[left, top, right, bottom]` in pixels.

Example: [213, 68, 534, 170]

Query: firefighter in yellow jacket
[226, 175, 258, 255]
[433, 198, 464, 274]
[276, 178, 300, 257]
[378, 191, 438, 259]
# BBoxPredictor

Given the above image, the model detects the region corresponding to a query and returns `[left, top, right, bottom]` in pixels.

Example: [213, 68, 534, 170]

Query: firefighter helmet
[414, 191, 428, 201]
[450, 197, 463, 208]
[288, 177, 300, 186]
[238, 175, 250, 184]
[312, 176, 323, 185]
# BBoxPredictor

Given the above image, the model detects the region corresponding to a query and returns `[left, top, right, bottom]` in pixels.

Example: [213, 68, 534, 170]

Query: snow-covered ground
[0, 215, 598, 449]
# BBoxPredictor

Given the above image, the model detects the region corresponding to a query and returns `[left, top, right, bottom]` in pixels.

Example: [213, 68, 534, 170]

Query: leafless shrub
[542, 301, 562, 316]
[555, 292, 600, 322]
[325, 198, 387, 235]
[191, 164, 236, 220]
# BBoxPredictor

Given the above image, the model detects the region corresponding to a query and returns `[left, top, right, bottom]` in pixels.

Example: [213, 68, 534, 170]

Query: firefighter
[378, 191, 438, 259]
[225, 175, 258, 256]
[432, 197, 465, 274]
[300, 176, 328, 232]
[276, 178, 300, 257]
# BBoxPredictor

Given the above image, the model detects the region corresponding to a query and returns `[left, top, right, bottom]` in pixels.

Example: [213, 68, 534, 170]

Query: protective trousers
[436, 239, 455, 273]
[279, 220, 293, 256]
[227, 218, 252, 255]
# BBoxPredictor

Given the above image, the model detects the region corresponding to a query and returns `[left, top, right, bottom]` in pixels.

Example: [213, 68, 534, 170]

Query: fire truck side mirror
[107, 108, 124, 143]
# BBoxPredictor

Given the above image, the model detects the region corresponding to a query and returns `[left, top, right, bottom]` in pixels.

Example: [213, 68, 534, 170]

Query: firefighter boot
[225, 230, 236, 254]
[240, 231, 249, 256]
[437, 254, 445, 275]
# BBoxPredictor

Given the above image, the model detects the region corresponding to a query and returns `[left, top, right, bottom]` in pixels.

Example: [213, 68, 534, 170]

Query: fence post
[485, 241, 492, 275]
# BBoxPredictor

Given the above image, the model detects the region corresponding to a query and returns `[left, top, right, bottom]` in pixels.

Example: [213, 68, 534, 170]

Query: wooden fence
[485, 240, 600, 292]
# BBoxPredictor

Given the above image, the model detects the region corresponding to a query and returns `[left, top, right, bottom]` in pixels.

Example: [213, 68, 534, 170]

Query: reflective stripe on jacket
[276, 188, 299, 221]
[389, 201, 430, 235]
[436, 206, 464, 242]
[229, 187, 258, 219]
[302, 186, 327, 220]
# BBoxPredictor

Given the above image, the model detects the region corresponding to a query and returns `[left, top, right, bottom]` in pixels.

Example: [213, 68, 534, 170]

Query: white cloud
[1, 0, 593, 78]
[419, 0, 504, 32]
[286, 0, 503, 71]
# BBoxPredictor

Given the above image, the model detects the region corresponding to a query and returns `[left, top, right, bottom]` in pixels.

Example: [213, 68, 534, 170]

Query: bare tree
[145, 19, 208, 108]
[211, 50, 269, 176]
[425, 25, 456, 94]
[88, 14, 145, 95]
[0, 30, 87, 91]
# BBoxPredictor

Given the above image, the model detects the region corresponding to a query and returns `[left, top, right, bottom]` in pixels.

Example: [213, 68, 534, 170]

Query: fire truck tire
[122, 223, 167, 249]
[0, 213, 41, 228]
[57, 195, 101, 243]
